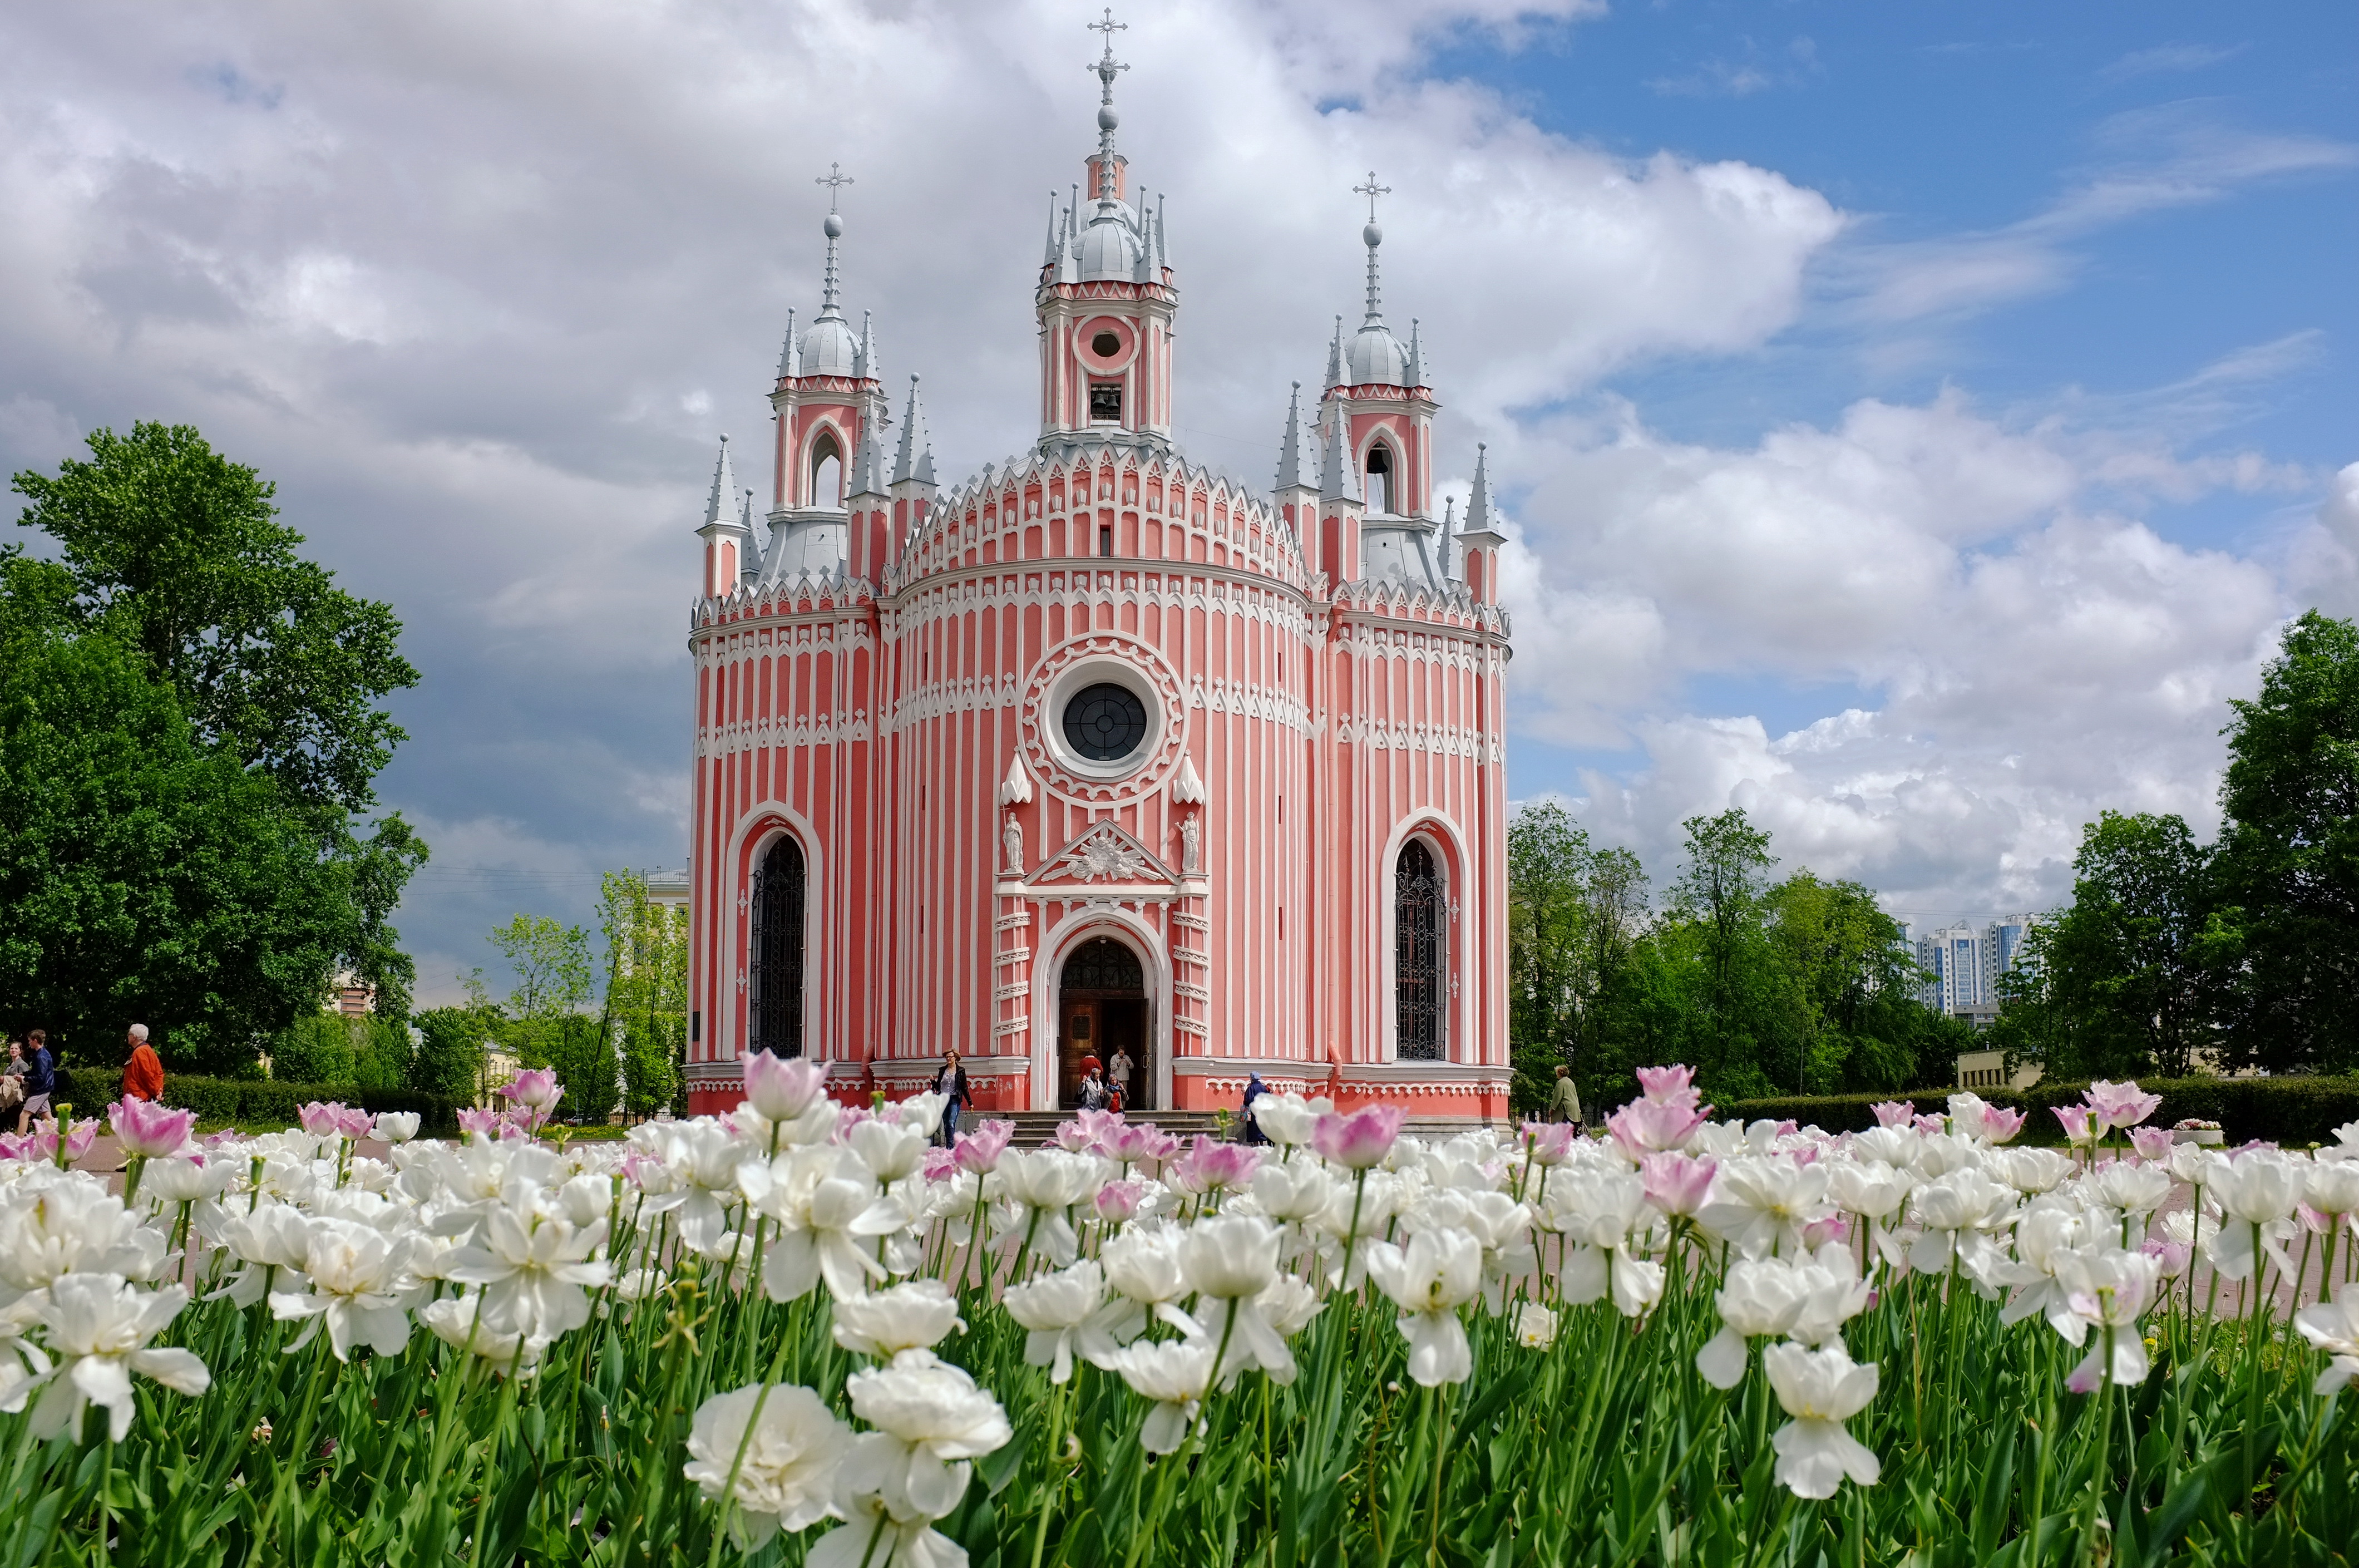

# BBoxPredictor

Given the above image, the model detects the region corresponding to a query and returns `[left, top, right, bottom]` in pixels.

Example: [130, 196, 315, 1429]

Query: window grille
[1395, 839, 1443, 1060]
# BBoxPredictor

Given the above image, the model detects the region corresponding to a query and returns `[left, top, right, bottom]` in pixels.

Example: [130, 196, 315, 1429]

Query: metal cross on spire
[813, 163, 853, 318]
[1354, 171, 1392, 323]
[1087, 10, 1129, 204]
[1088, 8, 1129, 90]
[815, 162, 854, 211]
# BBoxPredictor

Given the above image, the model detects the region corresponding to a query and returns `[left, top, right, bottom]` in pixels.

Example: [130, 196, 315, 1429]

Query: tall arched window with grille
[1394, 838, 1443, 1061]
[748, 836, 807, 1057]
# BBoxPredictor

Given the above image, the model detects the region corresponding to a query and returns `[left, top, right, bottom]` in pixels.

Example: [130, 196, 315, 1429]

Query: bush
[50, 1068, 463, 1133]
[1730, 1074, 2359, 1147]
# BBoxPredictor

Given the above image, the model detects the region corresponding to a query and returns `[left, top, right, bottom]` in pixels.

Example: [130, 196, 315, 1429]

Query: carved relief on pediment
[1032, 822, 1173, 887]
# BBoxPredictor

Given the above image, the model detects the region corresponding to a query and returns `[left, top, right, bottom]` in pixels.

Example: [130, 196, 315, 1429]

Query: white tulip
[683, 1382, 850, 1546]
[1763, 1342, 1881, 1499]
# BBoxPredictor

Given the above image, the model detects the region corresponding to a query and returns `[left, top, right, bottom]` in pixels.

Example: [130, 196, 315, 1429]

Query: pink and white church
[680, 37, 1516, 1123]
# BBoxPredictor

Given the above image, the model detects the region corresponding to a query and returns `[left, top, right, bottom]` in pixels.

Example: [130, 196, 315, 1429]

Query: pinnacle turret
[892, 375, 936, 489]
[1275, 382, 1306, 491]
[704, 434, 741, 527]
[1318, 410, 1356, 504]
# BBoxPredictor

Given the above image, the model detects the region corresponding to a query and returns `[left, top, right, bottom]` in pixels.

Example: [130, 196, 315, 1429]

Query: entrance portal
[1057, 936, 1148, 1112]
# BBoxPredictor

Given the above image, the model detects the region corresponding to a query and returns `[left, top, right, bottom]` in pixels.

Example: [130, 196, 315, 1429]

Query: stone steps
[980, 1109, 1234, 1148]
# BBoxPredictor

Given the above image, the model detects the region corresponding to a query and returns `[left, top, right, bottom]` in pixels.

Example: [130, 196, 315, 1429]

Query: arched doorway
[1394, 838, 1443, 1061]
[748, 836, 806, 1057]
[1058, 936, 1148, 1111]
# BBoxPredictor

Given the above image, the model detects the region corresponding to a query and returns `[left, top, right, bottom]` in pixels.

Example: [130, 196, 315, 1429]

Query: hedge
[1729, 1075, 2359, 1149]
[51, 1069, 465, 1135]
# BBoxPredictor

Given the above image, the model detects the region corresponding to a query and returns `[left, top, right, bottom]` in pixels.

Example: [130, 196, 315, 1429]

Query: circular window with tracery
[1063, 682, 1147, 761]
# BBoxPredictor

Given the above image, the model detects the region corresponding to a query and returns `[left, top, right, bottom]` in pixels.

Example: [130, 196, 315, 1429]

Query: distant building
[1956, 1047, 2041, 1091]
[1914, 914, 2038, 1020]
[644, 866, 690, 915]
[327, 971, 376, 1017]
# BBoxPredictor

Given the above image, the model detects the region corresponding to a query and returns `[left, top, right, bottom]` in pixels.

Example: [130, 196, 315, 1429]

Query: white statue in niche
[1003, 813, 1024, 873]
[1180, 812, 1201, 873]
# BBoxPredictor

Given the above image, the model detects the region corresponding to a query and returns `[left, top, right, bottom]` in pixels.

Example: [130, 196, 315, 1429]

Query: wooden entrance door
[1057, 937, 1148, 1111]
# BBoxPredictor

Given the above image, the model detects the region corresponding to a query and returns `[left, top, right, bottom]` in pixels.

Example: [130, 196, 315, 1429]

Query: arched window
[810, 430, 845, 509]
[748, 836, 807, 1057]
[1394, 838, 1443, 1061]
[1365, 442, 1397, 515]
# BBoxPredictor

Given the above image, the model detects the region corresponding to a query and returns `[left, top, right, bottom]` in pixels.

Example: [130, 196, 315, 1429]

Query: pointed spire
[850, 408, 887, 499]
[1325, 316, 1344, 388]
[1439, 494, 1457, 579]
[777, 308, 798, 379]
[1132, 203, 1155, 283]
[1406, 318, 1423, 388]
[1353, 171, 1392, 326]
[1087, 9, 1129, 205]
[1043, 192, 1062, 267]
[813, 164, 853, 323]
[1156, 193, 1169, 272]
[1318, 410, 1356, 503]
[855, 309, 876, 379]
[891, 375, 927, 486]
[704, 434, 741, 527]
[1460, 443, 1502, 541]
[1275, 382, 1306, 490]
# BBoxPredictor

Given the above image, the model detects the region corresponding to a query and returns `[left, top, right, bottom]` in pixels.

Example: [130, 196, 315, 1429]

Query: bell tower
[1036, 11, 1177, 453]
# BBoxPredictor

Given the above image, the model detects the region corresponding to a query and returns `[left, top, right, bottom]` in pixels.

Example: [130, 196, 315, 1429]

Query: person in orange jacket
[121, 1023, 164, 1102]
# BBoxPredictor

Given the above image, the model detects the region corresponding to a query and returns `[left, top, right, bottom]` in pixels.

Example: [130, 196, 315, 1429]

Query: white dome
[800, 315, 860, 376]
[1345, 322, 1408, 388]
[1074, 206, 1145, 282]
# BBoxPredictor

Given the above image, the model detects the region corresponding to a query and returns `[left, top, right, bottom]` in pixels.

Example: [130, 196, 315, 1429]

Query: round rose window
[1062, 682, 1148, 762]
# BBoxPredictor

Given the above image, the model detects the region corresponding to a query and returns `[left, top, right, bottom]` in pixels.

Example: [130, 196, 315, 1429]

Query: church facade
[681, 41, 1514, 1122]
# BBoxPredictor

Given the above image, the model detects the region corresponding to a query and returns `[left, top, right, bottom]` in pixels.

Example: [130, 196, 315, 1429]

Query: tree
[1667, 810, 1780, 1097]
[487, 915, 604, 1116]
[1508, 802, 1592, 1106]
[598, 871, 688, 1121]
[1761, 873, 1948, 1094]
[3, 426, 426, 1066]
[1988, 812, 2226, 1080]
[0, 628, 388, 1072]
[12, 423, 417, 815]
[413, 1006, 496, 1101]
[2215, 610, 2359, 1072]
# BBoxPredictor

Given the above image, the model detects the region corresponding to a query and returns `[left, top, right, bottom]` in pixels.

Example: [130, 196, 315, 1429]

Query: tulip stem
[1423, 1377, 1454, 1566]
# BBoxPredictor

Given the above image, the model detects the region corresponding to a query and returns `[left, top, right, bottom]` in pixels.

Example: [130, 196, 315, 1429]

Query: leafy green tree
[0, 629, 387, 1072]
[2215, 610, 2359, 1072]
[1761, 872, 1951, 1093]
[1988, 811, 2227, 1079]
[487, 914, 604, 1116]
[1508, 802, 1592, 1107]
[12, 422, 416, 815]
[1665, 810, 1782, 1099]
[3, 426, 425, 1066]
[413, 1005, 497, 1101]
[598, 871, 688, 1121]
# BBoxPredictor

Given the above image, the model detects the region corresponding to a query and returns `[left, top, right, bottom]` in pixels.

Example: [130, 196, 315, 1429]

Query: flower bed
[2, 1069, 2357, 1564]
[1733, 1074, 2359, 1148]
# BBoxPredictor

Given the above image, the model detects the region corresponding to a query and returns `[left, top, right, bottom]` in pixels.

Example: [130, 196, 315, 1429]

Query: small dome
[800, 315, 859, 376]
[1345, 322, 1409, 387]
[1073, 207, 1144, 282]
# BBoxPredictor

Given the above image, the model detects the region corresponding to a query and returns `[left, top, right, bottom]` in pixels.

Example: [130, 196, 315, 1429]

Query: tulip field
[3, 1062, 2358, 1566]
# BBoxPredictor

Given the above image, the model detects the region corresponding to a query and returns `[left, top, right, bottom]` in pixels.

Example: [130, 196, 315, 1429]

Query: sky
[2, 0, 2353, 1003]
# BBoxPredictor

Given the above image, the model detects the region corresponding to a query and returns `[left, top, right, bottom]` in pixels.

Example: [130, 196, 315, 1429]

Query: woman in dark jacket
[935, 1050, 970, 1145]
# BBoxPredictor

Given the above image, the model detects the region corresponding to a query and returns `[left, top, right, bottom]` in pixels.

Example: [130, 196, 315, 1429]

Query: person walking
[934, 1050, 970, 1145]
[1241, 1071, 1270, 1145]
[1549, 1063, 1583, 1133]
[1075, 1056, 1110, 1113]
[1, 1039, 24, 1123]
[1107, 1046, 1133, 1113]
[122, 1023, 164, 1103]
[19, 1029, 55, 1133]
